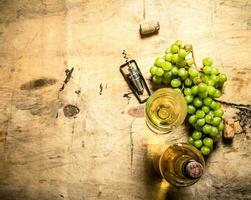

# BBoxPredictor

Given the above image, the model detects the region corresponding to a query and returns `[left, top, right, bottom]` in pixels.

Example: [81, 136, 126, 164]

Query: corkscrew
[120, 50, 151, 104]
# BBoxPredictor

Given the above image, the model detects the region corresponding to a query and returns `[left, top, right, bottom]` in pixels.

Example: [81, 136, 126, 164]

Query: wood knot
[20, 78, 57, 90]
[63, 104, 80, 118]
[127, 106, 144, 118]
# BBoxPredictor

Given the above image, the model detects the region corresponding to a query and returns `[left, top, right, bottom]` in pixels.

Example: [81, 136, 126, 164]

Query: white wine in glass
[145, 88, 187, 134]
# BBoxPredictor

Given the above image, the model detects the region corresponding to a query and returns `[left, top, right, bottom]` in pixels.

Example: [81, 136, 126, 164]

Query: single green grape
[213, 134, 221, 142]
[171, 66, 179, 75]
[210, 101, 218, 110]
[188, 115, 197, 124]
[196, 110, 205, 118]
[198, 91, 208, 99]
[171, 78, 181, 88]
[218, 73, 227, 83]
[201, 146, 211, 155]
[180, 74, 188, 81]
[177, 60, 187, 68]
[188, 136, 194, 145]
[201, 74, 209, 83]
[203, 66, 212, 74]
[191, 85, 199, 95]
[213, 89, 221, 98]
[196, 118, 206, 126]
[207, 86, 216, 96]
[210, 67, 219, 75]
[194, 140, 203, 148]
[202, 57, 213, 66]
[204, 97, 213, 106]
[178, 68, 188, 77]
[209, 126, 218, 138]
[205, 114, 213, 124]
[198, 83, 208, 92]
[187, 105, 196, 114]
[184, 78, 193, 87]
[165, 53, 172, 62]
[184, 88, 192, 96]
[203, 137, 213, 148]
[184, 44, 192, 53]
[178, 49, 187, 58]
[192, 131, 202, 140]
[193, 97, 203, 108]
[175, 40, 183, 47]
[202, 124, 212, 134]
[202, 106, 210, 113]
[218, 121, 224, 131]
[172, 54, 180, 63]
[162, 61, 173, 71]
[214, 109, 224, 117]
[215, 102, 221, 109]
[150, 66, 158, 75]
[154, 57, 165, 67]
[210, 75, 219, 84]
[185, 95, 194, 103]
[164, 71, 172, 79]
[188, 68, 199, 77]
[206, 79, 215, 86]
[193, 76, 202, 85]
[186, 58, 194, 66]
[152, 75, 162, 84]
[211, 117, 221, 126]
[155, 67, 164, 76]
[208, 110, 214, 116]
[171, 44, 179, 54]
[165, 47, 171, 54]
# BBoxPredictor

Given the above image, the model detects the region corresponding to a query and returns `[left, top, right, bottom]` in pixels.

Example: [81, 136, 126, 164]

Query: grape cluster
[149, 40, 227, 156]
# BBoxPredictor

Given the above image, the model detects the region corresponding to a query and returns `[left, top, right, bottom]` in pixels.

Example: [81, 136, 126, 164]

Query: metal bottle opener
[120, 50, 151, 103]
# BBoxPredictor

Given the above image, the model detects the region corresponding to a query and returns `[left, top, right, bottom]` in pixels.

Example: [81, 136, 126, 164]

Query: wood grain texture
[0, 0, 250, 199]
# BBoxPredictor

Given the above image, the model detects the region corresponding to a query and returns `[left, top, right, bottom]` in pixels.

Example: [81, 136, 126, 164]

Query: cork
[139, 21, 160, 35]
[223, 118, 243, 140]
[184, 161, 204, 179]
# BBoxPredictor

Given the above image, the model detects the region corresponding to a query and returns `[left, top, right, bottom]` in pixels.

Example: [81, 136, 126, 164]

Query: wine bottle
[153, 143, 205, 187]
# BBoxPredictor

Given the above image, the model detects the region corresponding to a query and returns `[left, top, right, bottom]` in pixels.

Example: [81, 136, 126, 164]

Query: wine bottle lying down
[153, 143, 205, 187]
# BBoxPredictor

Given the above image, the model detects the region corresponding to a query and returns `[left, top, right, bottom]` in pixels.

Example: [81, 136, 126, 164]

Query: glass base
[146, 119, 176, 135]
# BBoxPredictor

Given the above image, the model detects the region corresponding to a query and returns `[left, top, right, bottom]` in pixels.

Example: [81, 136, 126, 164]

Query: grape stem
[191, 46, 198, 69]
[181, 83, 185, 92]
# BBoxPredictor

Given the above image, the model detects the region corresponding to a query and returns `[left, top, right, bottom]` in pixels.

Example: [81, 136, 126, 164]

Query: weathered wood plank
[0, 0, 250, 199]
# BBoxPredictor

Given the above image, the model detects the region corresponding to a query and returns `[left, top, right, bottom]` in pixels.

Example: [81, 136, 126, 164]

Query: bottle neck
[183, 160, 204, 179]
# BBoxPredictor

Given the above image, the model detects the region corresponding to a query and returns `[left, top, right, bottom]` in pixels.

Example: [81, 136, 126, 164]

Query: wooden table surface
[0, 0, 251, 199]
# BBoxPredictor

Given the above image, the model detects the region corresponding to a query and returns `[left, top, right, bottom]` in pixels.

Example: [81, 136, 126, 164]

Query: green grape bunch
[149, 40, 227, 156]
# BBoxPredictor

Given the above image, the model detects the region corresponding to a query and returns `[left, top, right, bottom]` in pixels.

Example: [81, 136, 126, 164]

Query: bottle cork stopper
[185, 161, 204, 179]
[139, 21, 160, 35]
